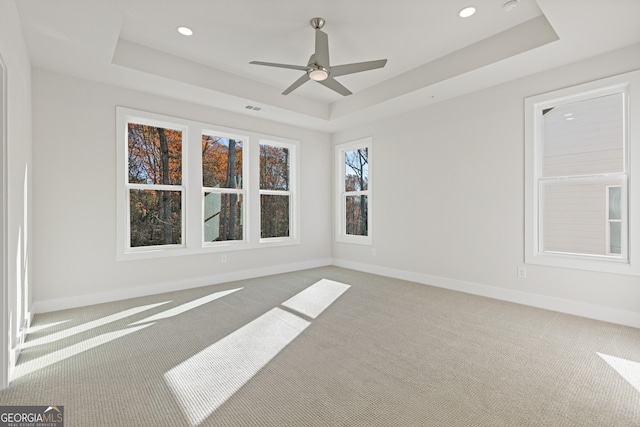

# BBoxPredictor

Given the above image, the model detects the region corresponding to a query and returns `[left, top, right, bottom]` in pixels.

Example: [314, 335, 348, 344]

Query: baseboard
[332, 259, 640, 329]
[32, 258, 333, 314]
[32, 257, 640, 328]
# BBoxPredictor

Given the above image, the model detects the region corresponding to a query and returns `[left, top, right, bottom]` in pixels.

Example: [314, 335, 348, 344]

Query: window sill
[118, 238, 300, 261]
[525, 252, 639, 276]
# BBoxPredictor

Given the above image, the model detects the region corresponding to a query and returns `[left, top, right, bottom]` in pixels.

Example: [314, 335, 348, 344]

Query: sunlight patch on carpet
[13, 324, 154, 379]
[22, 302, 171, 349]
[281, 279, 350, 319]
[165, 308, 309, 426]
[164, 278, 350, 426]
[130, 288, 242, 326]
[597, 352, 640, 393]
[27, 320, 72, 334]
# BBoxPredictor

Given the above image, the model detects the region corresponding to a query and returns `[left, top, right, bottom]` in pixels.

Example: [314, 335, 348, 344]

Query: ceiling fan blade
[250, 61, 308, 72]
[282, 73, 310, 95]
[314, 29, 330, 67]
[318, 77, 352, 96]
[330, 59, 387, 77]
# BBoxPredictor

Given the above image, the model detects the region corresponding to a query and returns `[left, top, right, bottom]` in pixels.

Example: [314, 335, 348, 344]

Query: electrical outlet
[517, 266, 527, 278]
[372, 248, 377, 256]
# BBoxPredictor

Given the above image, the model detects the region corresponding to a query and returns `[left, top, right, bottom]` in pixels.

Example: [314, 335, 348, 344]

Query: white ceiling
[15, 0, 640, 132]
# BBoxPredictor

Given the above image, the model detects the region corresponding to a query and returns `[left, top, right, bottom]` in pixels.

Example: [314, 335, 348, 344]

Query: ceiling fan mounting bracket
[310, 17, 325, 30]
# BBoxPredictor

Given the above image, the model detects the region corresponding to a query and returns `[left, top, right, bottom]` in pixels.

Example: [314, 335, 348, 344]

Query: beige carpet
[1, 266, 639, 426]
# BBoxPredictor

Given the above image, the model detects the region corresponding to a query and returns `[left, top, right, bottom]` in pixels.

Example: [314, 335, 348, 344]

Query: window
[336, 138, 372, 245]
[260, 141, 295, 240]
[126, 120, 185, 249]
[116, 107, 299, 259]
[202, 133, 246, 243]
[524, 70, 640, 275]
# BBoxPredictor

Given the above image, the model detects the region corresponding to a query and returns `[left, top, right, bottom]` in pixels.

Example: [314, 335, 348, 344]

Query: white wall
[31, 69, 332, 312]
[332, 43, 640, 327]
[27, 40, 640, 327]
[0, 0, 32, 385]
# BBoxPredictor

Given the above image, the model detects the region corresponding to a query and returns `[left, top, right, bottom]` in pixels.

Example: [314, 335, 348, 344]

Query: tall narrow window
[127, 122, 183, 248]
[260, 142, 293, 239]
[202, 133, 245, 243]
[336, 138, 372, 245]
[525, 70, 640, 275]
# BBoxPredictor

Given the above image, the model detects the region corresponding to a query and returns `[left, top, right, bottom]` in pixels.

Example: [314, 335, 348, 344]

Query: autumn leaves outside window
[260, 144, 291, 239]
[202, 135, 244, 242]
[124, 111, 296, 252]
[128, 123, 183, 247]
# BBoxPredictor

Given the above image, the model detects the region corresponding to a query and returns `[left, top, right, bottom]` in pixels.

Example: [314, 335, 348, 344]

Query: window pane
[609, 186, 621, 220]
[128, 123, 182, 185]
[345, 195, 368, 236]
[541, 180, 613, 256]
[204, 192, 243, 242]
[129, 189, 182, 247]
[610, 222, 622, 254]
[202, 135, 243, 189]
[260, 195, 289, 238]
[260, 145, 289, 190]
[345, 148, 368, 191]
[542, 93, 623, 177]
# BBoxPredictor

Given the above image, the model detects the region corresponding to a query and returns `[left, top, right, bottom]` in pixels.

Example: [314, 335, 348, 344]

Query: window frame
[201, 129, 249, 247]
[335, 137, 372, 245]
[524, 70, 640, 275]
[116, 107, 299, 260]
[259, 139, 297, 243]
[121, 114, 187, 253]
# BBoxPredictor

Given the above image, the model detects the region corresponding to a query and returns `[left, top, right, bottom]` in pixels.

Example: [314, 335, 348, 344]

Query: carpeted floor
[1, 266, 639, 426]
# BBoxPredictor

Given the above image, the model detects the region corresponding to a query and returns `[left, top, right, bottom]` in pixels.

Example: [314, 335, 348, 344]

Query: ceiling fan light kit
[308, 66, 329, 81]
[250, 17, 387, 96]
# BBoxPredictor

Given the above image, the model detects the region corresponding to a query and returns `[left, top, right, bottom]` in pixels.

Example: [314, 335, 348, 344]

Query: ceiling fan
[250, 17, 387, 96]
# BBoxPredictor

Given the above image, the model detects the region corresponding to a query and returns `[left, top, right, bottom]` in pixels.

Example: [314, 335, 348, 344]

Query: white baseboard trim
[32, 257, 640, 328]
[332, 259, 640, 329]
[32, 258, 332, 314]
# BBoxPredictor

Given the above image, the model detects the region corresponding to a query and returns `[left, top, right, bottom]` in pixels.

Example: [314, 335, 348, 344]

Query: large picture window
[116, 107, 299, 260]
[336, 138, 372, 245]
[525, 70, 640, 275]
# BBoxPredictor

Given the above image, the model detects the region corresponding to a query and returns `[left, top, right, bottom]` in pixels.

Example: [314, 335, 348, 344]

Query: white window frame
[524, 70, 640, 275]
[259, 139, 298, 243]
[116, 107, 299, 260]
[335, 137, 372, 245]
[120, 113, 187, 253]
[201, 129, 249, 247]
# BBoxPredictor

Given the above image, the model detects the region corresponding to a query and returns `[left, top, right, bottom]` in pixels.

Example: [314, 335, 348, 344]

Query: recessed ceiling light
[503, 0, 519, 12]
[459, 6, 476, 18]
[177, 26, 193, 36]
